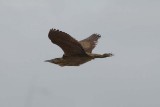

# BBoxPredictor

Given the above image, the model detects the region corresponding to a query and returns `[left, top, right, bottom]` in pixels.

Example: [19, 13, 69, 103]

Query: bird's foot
[103, 53, 114, 57]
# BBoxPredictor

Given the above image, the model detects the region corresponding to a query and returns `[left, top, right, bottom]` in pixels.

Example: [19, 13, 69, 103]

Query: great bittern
[46, 29, 113, 66]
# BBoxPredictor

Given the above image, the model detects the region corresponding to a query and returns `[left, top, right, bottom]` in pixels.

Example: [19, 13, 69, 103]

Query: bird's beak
[44, 60, 51, 62]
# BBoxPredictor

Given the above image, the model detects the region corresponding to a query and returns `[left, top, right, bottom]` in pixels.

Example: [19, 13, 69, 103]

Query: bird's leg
[102, 53, 113, 57]
[90, 53, 113, 58]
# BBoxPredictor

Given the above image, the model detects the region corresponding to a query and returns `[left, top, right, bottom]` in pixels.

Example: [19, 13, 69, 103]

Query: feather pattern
[48, 29, 87, 56]
[79, 34, 101, 53]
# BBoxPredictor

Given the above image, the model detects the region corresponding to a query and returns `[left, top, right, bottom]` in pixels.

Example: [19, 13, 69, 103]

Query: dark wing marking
[79, 34, 101, 53]
[48, 29, 87, 56]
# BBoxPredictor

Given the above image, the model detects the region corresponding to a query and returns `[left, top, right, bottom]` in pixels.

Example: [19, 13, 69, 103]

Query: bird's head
[45, 58, 63, 64]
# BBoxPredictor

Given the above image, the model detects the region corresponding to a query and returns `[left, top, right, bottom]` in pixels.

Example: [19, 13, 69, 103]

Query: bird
[45, 28, 113, 66]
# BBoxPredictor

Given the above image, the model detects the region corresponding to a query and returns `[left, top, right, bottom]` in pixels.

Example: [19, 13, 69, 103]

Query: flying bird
[46, 28, 113, 66]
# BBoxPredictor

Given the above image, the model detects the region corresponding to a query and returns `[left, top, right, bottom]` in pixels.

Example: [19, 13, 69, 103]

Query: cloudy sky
[0, 0, 160, 107]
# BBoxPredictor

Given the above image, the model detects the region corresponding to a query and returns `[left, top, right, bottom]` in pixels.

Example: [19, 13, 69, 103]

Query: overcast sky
[0, 0, 160, 107]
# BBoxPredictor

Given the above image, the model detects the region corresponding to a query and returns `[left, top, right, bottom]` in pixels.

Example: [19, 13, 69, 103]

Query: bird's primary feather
[79, 34, 101, 53]
[47, 28, 113, 66]
[48, 29, 87, 56]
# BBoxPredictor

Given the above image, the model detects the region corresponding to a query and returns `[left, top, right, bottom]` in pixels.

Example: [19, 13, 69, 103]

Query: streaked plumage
[79, 34, 101, 53]
[46, 28, 113, 66]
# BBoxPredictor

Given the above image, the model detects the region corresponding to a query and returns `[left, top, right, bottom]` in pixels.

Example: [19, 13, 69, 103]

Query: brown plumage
[48, 29, 87, 56]
[46, 28, 113, 66]
[79, 34, 101, 53]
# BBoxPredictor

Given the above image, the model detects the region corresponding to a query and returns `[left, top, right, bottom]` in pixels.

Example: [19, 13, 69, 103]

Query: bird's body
[46, 29, 113, 66]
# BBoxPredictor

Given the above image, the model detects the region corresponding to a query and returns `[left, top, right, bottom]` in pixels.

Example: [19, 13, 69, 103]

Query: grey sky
[0, 0, 160, 107]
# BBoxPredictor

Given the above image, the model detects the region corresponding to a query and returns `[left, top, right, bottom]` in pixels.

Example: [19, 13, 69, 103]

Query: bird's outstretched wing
[48, 29, 87, 56]
[79, 34, 101, 53]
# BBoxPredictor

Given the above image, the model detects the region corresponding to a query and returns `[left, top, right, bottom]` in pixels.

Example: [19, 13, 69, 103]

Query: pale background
[0, 0, 160, 107]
